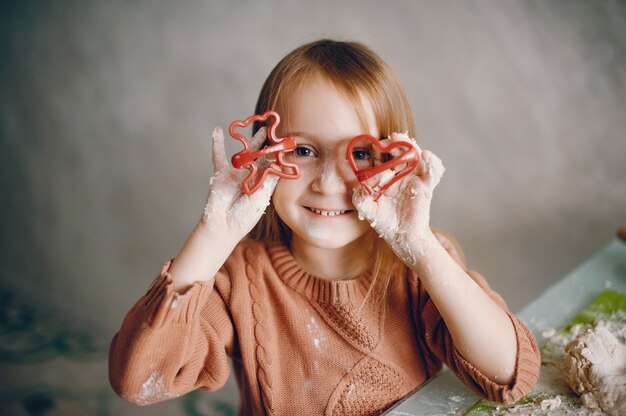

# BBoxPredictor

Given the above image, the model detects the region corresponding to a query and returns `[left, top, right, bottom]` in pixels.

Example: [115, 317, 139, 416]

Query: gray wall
[1, 0, 625, 339]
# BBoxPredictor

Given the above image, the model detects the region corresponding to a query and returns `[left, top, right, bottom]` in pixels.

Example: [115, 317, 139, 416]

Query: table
[384, 238, 626, 416]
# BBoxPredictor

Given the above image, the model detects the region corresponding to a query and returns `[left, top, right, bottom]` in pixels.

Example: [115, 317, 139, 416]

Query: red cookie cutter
[229, 110, 300, 195]
[346, 134, 420, 201]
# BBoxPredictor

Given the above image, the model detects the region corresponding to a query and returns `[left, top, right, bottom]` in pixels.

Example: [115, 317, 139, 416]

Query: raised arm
[352, 133, 539, 402]
[109, 126, 278, 404]
[168, 126, 278, 292]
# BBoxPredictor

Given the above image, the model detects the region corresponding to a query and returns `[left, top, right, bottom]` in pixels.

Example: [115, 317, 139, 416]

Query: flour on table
[484, 310, 625, 416]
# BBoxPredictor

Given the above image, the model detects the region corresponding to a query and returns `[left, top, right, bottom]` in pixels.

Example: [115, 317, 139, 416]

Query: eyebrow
[282, 131, 314, 140]
[282, 131, 376, 148]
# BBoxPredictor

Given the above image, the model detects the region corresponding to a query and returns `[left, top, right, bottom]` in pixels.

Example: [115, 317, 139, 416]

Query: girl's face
[272, 76, 379, 250]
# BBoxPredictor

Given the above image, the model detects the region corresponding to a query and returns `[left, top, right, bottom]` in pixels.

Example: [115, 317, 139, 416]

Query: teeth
[309, 207, 347, 216]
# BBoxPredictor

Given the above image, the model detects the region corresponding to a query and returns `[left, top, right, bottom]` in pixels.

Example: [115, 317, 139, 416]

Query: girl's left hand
[351, 133, 445, 269]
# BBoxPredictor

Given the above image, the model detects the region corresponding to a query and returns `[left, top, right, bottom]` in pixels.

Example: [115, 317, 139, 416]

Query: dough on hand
[562, 325, 626, 416]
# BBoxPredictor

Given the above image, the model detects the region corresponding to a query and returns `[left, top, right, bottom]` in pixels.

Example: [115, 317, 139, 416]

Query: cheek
[272, 176, 303, 212]
[287, 162, 324, 188]
[296, 159, 323, 177]
[337, 160, 359, 185]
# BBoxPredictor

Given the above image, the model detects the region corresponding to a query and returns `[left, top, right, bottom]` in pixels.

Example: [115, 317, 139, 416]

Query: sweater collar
[267, 241, 373, 305]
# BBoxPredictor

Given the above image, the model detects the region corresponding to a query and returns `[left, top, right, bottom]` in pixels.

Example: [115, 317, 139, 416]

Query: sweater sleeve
[108, 260, 235, 405]
[415, 233, 541, 404]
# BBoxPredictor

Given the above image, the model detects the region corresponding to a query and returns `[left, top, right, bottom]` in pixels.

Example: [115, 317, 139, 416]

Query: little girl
[109, 39, 541, 415]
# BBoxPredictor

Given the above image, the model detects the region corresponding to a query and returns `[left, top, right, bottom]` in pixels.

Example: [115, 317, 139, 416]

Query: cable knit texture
[109, 234, 541, 415]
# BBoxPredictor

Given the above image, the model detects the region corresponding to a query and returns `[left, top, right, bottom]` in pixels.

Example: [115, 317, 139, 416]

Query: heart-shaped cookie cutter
[346, 134, 420, 201]
[229, 110, 300, 195]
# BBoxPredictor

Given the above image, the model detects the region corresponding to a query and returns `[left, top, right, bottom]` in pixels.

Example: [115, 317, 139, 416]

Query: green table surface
[384, 238, 626, 416]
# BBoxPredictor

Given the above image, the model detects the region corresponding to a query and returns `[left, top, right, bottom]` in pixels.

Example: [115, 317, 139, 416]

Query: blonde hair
[248, 39, 416, 305]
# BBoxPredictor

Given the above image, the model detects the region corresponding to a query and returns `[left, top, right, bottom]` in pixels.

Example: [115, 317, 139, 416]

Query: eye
[351, 148, 371, 161]
[295, 146, 317, 158]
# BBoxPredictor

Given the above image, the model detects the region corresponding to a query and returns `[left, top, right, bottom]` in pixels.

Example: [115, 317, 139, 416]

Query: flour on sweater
[126, 371, 177, 405]
[109, 237, 541, 414]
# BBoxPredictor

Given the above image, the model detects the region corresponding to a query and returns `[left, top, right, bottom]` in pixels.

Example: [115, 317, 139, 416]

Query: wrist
[390, 229, 438, 272]
[410, 228, 438, 256]
[408, 232, 454, 280]
[168, 218, 240, 291]
[194, 219, 241, 246]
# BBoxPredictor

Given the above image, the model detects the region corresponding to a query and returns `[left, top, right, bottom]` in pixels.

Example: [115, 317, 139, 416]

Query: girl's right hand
[201, 126, 278, 239]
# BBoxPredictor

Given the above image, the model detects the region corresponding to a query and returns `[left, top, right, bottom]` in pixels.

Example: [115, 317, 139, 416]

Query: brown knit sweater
[109, 236, 540, 415]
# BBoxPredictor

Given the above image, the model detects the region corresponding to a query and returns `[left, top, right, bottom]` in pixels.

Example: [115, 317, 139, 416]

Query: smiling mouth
[304, 206, 353, 217]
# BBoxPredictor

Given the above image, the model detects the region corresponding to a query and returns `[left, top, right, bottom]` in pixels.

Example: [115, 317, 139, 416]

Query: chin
[309, 237, 352, 249]
[298, 230, 370, 250]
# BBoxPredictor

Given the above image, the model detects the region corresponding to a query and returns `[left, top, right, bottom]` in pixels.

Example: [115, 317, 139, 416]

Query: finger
[373, 138, 392, 165]
[388, 133, 421, 166]
[373, 168, 396, 189]
[389, 132, 408, 143]
[255, 153, 277, 171]
[390, 132, 421, 151]
[422, 150, 443, 174]
[422, 149, 445, 187]
[249, 126, 268, 151]
[352, 186, 378, 222]
[352, 188, 400, 238]
[249, 171, 279, 208]
[416, 151, 430, 177]
[387, 134, 404, 158]
[212, 127, 229, 173]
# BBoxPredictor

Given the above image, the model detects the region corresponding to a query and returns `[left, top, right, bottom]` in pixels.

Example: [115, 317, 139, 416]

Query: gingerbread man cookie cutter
[229, 110, 300, 195]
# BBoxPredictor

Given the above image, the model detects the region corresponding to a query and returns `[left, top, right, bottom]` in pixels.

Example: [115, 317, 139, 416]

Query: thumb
[250, 126, 268, 150]
[352, 186, 378, 223]
[249, 172, 279, 208]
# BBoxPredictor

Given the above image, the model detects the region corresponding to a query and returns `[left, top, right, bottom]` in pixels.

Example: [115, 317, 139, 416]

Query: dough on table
[562, 325, 626, 416]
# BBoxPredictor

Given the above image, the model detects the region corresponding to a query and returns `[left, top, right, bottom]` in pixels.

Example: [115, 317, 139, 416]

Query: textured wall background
[1, 0, 625, 348]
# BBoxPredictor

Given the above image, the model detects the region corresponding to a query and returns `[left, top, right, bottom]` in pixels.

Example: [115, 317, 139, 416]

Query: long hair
[248, 39, 416, 305]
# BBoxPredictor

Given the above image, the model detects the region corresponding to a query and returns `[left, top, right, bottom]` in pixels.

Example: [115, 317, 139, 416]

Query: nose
[311, 160, 348, 195]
